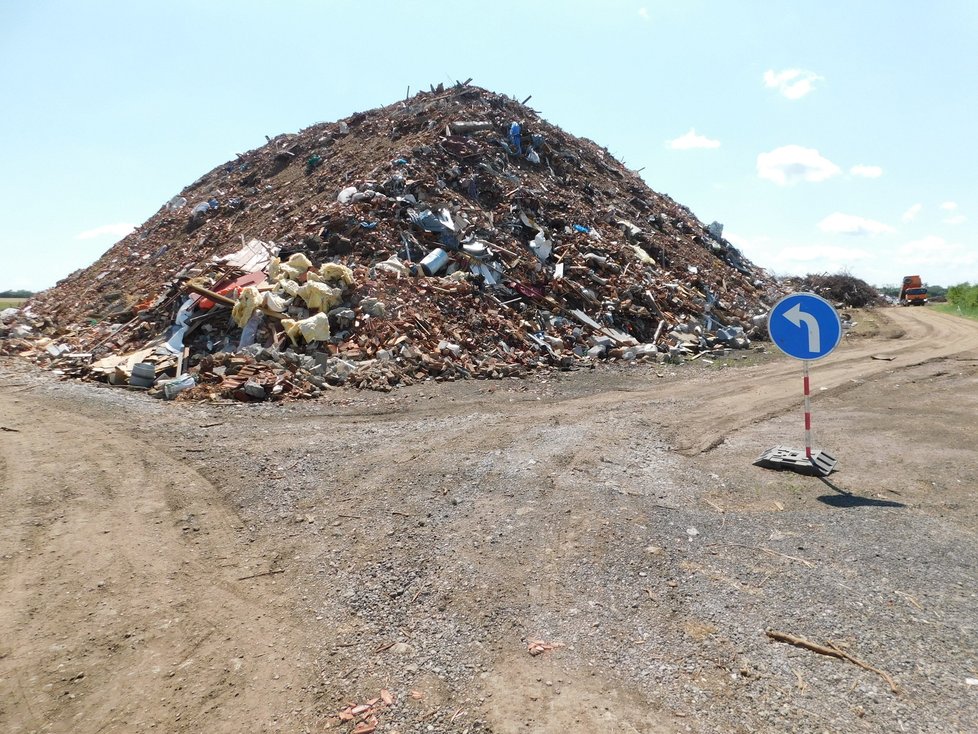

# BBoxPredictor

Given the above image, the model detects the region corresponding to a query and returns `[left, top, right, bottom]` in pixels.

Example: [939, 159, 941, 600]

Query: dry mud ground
[1, 306, 976, 734]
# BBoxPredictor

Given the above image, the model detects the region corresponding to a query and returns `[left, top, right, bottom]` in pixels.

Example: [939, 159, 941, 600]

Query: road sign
[767, 293, 842, 361]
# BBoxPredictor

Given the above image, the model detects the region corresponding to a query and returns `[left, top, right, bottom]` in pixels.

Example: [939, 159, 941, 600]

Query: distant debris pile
[786, 272, 885, 309]
[3, 82, 783, 398]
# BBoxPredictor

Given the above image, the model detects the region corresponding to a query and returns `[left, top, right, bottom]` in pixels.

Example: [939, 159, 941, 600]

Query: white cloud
[724, 232, 873, 264]
[728, 230, 974, 286]
[850, 164, 883, 178]
[897, 235, 978, 272]
[944, 214, 967, 225]
[763, 68, 823, 99]
[725, 232, 873, 276]
[898, 235, 945, 257]
[819, 213, 896, 237]
[723, 231, 768, 252]
[756, 145, 841, 185]
[638, 7, 650, 21]
[75, 223, 135, 240]
[901, 203, 922, 222]
[940, 201, 958, 210]
[779, 244, 874, 263]
[667, 128, 720, 150]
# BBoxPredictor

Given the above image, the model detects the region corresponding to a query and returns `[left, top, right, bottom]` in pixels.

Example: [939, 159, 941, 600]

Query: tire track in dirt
[0, 392, 318, 733]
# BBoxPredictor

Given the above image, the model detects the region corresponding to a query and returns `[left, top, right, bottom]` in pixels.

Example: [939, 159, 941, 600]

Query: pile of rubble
[785, 272, 885, 309]
[2, 82, 783, 398]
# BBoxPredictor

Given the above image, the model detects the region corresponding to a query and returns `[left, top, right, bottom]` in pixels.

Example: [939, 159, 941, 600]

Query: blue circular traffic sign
[767, 292, 842, 360]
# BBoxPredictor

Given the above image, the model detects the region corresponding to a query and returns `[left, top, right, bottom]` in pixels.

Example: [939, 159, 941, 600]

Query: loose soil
[2, 306, 976, 733]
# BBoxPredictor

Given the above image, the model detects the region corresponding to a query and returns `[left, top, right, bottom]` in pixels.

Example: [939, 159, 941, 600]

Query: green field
[0, 297, 27, 310]
[933, 302, 978, 321]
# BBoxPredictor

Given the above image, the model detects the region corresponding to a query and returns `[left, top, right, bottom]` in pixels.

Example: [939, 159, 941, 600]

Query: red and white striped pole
[802, 360, 813, 460]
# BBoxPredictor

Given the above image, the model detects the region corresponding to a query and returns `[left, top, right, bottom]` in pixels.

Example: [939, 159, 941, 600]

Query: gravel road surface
[2, 306, 976, 733]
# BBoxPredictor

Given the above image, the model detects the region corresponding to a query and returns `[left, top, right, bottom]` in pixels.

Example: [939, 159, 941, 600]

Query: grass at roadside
[0, 297, 27, 310]
[704, 347, 781, 369]
[932, 302, 978, 321]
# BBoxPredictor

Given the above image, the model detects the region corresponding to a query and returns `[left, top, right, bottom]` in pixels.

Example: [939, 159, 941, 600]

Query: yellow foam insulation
[281, 312, 331, 344]
[297, 281, 342, 311]
[231, 285, 261, 328]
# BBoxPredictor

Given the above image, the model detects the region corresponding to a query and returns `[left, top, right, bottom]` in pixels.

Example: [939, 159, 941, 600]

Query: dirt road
[662, 304, 978, 455]
[0, 385, 316, 732]
[2, 306, 976, 733]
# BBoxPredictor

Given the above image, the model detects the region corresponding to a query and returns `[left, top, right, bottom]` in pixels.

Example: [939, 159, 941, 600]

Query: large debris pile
[3, 82, 782, 398]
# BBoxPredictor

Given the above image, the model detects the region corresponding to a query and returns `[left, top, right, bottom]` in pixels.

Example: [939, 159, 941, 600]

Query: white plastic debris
[213, 238, 272, 271]
[262, 292, 289, 312]
[530, 231, 552, 261]
[630, 245, 656, 267]
[161, 374, 195, 399]
[376, 255, 410, 278]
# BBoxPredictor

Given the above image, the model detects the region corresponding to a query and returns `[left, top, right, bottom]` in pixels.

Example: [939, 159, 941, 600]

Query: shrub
[947, 283, 978, 310]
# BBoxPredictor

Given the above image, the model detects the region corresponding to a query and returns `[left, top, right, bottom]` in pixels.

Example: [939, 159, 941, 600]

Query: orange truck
[899, 275, 928, 306]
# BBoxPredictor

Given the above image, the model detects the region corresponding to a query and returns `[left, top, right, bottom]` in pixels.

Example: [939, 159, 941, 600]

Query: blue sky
[2, 0, 975, 292]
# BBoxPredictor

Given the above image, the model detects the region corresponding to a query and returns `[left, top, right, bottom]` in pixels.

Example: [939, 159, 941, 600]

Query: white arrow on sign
[784, 303, 820, 353]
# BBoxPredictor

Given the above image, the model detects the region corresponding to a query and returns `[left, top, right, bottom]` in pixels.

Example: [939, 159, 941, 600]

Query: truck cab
[899, 275, 928, 306]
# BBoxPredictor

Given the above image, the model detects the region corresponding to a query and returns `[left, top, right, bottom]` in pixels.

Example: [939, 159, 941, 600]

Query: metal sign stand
[755, 293, 840, 477]
[803, 359, 813, 460]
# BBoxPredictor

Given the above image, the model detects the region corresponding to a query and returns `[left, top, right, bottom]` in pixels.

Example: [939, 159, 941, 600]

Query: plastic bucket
[129, 362, 156, 387]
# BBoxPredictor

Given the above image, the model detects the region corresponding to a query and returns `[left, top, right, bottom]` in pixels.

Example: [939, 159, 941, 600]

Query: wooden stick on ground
[410, 581, 428, 603]
[712, 542, 815, 568]
[236, 568, 285, 581]
[766, 629, 900, 694]
[757, 547, 815, 568]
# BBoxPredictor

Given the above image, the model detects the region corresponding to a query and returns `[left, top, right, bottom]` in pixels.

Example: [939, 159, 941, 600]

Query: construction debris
[527, 639, 564, 656]
[2, 83, 784, 399]
[331, 689, 396, 733]
[785, 272, 884, 308]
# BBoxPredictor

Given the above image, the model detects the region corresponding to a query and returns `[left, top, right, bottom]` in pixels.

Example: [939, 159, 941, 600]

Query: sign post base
[754, 445, 837, 477]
